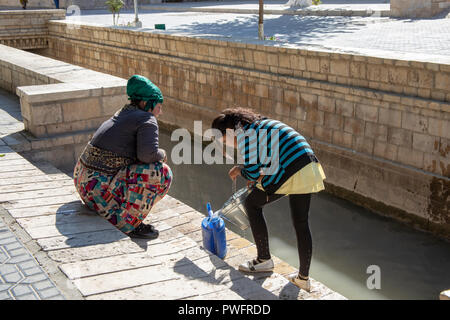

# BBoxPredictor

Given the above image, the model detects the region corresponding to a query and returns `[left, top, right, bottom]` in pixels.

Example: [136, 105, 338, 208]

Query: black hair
[211, 108, 263, 134]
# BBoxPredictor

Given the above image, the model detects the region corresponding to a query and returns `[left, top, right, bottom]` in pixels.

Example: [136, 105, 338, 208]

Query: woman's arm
[136, 119, 166, 163]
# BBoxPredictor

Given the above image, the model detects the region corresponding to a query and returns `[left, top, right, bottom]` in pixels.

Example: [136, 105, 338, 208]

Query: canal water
[159, 129, 450, 300]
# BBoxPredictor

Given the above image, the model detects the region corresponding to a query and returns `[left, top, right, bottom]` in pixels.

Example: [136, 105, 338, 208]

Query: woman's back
[90, 105, 163, 163]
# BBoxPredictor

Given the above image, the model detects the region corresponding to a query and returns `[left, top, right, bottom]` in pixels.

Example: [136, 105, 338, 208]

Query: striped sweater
[236, 118, 319, 195]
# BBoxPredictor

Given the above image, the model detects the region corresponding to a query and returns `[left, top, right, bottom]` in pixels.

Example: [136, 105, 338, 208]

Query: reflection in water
[160, 129, 450, 300]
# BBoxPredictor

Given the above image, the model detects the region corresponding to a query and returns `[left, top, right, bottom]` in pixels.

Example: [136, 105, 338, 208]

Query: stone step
[16, 210, 97, 229]
[37, 229, 129, 251]
[24, 218, 116, 240]
[0, 166, 63, 179]
[0, 179, 73, 194]
[86, 276, 230, 300]
[0, 173, 69, 187]
[59, 236, 201, 280]
[72, 264, 186, 297]
[0, 186, 76, 202]
[8, 200, 88, 218]
[2, 194, 79, 210]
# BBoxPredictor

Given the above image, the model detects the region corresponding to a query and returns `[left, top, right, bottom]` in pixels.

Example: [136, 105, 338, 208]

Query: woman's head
[211, 108, 262, 135]
[127, 75, 163, 116]
[211, 108, 262, 147]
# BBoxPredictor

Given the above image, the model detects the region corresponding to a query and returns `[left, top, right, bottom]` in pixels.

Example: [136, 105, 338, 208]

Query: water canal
[159, 129, 450, 300]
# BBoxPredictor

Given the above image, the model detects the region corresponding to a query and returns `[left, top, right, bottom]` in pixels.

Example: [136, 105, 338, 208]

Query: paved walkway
[0, 89, 344, 300]
[67, 1, 450, 62]
[141, 0, 391, 16]
[0, 217, 65, 300]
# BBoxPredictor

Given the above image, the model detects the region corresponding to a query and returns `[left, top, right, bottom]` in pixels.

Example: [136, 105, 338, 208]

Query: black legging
[244, 187, 312, 277]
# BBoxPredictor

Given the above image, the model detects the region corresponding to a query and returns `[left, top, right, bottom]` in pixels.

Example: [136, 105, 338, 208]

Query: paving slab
[0, 218, 65, 300]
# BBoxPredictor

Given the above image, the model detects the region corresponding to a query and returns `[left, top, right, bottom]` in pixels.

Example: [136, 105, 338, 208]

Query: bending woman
[73, 75, 172, 239]
[212, 108, 326, 292]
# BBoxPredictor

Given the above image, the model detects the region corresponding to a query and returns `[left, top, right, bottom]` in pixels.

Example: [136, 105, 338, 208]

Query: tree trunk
[258, 0, 264, 40]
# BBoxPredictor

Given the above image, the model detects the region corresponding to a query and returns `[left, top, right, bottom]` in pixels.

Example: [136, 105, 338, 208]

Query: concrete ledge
[0, 44, 126, 139]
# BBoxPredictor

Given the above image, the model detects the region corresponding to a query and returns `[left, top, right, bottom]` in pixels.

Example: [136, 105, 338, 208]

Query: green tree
[105, 0, 125, 26]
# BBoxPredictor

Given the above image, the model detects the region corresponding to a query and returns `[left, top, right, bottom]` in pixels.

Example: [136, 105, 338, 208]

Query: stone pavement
[0, 89, 345, 300]
[141, 0, 391, 17]
[0, 217, 65, 300]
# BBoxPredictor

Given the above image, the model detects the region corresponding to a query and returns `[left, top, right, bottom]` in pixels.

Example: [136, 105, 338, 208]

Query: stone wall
[0, 9, 65, 50]
[391, 0, 450, 18]
[38, 21, 450, 237]
[0, 43, 127, 169]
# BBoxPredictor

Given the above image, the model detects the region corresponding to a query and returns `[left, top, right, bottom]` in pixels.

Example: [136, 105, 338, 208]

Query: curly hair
[211, 108, 263, 134]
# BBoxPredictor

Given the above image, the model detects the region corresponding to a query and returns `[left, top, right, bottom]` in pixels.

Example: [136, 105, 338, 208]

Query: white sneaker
[238, 258, 274, 273]
[288, 273, 311, 292]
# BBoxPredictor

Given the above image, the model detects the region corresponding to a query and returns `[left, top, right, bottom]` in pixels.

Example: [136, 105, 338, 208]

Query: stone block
[300, 93, 318, 109]
[401, 112, 428, 133]
[373, 141, 398, 161]
[61, 97, 102, 122]
[352, 136, 374, 155]
[397, 145, 424, 168]
[355, 104, 378, 122]
[324, 112, 343, 130]
[330, 60, 349, 77]
[335, 100, 354, 117]
[407, 69, 434, 89]
[306, 108, 324, 125]
[332, 131, 353, 149]
[289, 55, 306, 71]
[412, 132, 440, 153]
[365, 122, 388, 141]
[314, 125, 332, 143]
[31, 103, 63, 126]
[344, 117, 365, 136]
[101, 95, 128, 116]
[306, 57, 320, 73]
[284, 90, 299, 105]
[349, 61, 366, 79]
[379, 108, 402, 128]
[436, 72, 450, 91]
[318, 96, 336, 113]
[428, 117, 450, 140]
[388, 127, 413, 147]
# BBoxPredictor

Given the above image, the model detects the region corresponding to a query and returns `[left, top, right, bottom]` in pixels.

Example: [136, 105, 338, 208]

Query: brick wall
[36, 21, 450, 236]
[391, 0, 450, 18]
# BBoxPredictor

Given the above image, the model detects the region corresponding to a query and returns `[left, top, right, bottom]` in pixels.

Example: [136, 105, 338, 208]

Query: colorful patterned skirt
[73, 159, 173, 234]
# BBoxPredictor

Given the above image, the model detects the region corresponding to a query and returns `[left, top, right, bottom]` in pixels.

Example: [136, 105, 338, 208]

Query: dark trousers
[244, 187, 312, 277]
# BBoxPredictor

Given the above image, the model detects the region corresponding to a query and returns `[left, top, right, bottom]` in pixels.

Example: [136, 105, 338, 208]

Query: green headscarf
[126, 75, 163, 111]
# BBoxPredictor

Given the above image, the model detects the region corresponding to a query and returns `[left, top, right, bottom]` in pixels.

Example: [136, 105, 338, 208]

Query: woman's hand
[247, 181, 256, 188]
[228, 166, 241, 181]
[247, 175, 263, 188]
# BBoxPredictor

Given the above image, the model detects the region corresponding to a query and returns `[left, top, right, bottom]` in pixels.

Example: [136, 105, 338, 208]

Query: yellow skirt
[256, 162, 326, 195]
